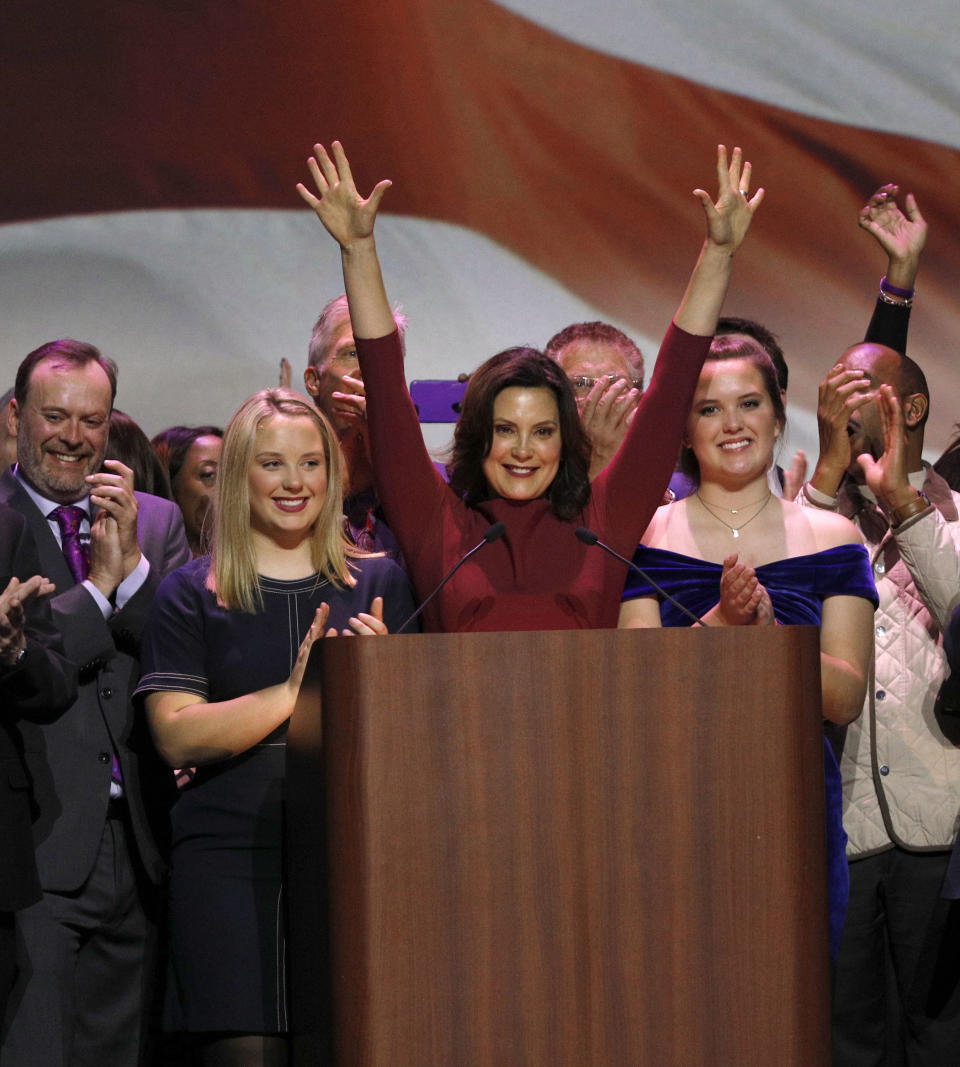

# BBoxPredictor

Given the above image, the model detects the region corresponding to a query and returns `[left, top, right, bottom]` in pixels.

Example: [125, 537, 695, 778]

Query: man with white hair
[304, 293, 407, 556]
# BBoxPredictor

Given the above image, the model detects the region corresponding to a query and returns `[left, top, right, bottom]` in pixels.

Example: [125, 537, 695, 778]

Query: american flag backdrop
[3, 0, 958, 460]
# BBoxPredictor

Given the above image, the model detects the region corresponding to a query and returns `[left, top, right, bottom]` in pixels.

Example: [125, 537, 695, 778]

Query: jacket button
[874, 560, 886, 575]
[98, 751, 110, 763]
[880, 765, 890, 776]
[875, 625, 886, 638]
[876, 690, 886, 701]
[100, 687, 113, 699]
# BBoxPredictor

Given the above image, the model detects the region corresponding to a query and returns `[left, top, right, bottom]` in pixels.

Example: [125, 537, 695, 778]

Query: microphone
[397, 521, 506, 633]
[574, 526, 706, 627]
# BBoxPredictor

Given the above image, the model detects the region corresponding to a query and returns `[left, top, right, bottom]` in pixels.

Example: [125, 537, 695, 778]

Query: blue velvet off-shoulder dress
[622, 543, 878, 961]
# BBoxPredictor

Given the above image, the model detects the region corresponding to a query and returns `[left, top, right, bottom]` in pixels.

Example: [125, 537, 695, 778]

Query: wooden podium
[287, 626, 830, 1065]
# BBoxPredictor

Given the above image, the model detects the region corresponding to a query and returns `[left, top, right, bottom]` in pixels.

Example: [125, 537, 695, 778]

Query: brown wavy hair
[447, 347, 591, 521]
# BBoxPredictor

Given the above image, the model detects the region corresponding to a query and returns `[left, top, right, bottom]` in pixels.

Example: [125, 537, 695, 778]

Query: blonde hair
[209, 389, 362, 612]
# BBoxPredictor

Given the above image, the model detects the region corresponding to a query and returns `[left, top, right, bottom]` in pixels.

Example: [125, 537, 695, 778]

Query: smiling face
[173, 434, 222, 548]
[10, 358, 112, 503]
[481, 386, 562, 501]
[247, 414, 328, 548]
[686, 359, 782, 485]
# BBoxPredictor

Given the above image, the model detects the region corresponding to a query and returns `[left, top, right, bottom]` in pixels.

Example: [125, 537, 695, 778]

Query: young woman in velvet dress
[618, 337, 877, 958]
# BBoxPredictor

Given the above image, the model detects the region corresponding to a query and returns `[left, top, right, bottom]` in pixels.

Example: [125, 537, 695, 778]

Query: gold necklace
[696, 491, 772, 539]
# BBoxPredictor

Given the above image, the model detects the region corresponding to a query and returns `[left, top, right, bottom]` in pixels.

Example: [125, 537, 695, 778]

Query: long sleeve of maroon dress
[358, 324, 711, 632]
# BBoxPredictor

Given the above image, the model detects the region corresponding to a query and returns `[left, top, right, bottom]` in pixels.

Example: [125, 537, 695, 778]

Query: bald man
[803, 340, 960, 1063]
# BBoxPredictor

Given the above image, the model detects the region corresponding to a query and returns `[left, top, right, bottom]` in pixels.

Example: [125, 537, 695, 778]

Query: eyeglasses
[568, 375, 643, 399]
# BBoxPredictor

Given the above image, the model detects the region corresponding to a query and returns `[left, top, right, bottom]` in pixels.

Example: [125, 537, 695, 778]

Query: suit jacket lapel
[0, 469, 75, 590]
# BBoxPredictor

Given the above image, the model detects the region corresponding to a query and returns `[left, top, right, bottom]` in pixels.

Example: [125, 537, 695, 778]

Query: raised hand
[674, 145, 764, 336]
[858, 184, 927, 286]
[810, 364, 872, 497]
[296, 141, 392, 250]
[693, 145, 765, 255]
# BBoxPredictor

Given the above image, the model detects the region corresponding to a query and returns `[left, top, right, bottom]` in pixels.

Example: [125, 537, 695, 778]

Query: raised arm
[673, 145, 764, 336]
[860, 184, 927, 294]
[297, 141, 395, 340]
[597, 147, 763, 546]
[861, 184, 927, 352]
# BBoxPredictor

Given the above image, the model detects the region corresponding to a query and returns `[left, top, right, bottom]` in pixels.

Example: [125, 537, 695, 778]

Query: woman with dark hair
[448, 346, 591, 520]
[619, 335, 877, 959]
[298, 141, 763, 631]
[151, 425, 223, 557]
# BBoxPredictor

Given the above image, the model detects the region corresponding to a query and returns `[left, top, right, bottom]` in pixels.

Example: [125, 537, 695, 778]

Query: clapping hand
[333, 596, 389, 637]
[810, 363, 873, 496]
[0, 574, 56, 665]
[855, 385, 915, 514]
[717, 553, 774, 626]
[579, 377, 640, 480]
[87, 459, 141, 590]
[330, 371, 367, 427]
[781, 450, 808, 502]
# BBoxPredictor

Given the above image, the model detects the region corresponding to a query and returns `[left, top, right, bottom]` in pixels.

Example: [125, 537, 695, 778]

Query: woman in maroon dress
[297, 141, 763, 632]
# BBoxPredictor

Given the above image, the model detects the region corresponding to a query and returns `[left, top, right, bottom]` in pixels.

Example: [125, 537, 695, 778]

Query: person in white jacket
[801, 190, 960, 1062]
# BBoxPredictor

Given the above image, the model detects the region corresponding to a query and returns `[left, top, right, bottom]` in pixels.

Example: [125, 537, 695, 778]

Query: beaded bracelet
[879, 274, 916, 306]
[879, 290, 914, 307]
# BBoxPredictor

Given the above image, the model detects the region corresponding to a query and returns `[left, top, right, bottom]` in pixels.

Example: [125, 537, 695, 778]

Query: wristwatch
[2, 644, 27, 671]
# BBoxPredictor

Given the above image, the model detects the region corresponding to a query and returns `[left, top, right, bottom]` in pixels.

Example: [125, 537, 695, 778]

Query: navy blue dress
[622, 543, 878, 961]
[136, 555, 416, 1033]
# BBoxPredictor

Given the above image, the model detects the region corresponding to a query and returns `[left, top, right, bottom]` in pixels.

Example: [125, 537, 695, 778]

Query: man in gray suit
[0, 340, 190, 1066]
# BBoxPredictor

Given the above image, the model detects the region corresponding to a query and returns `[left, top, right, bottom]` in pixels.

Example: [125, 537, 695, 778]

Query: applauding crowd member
[619, 334, 876, 959]
[544, 320, 644, 481]
[0, 340, 190, 1067]
[795, 187, 960, 1061]
[303, 294, 407, 558]
[802, 350, 960, 1059]
[136, 390, 414, 1065]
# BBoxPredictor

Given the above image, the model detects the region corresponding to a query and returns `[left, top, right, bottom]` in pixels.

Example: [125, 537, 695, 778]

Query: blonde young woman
[618, 337, 877, 960]
[136, 389, 414, 1067]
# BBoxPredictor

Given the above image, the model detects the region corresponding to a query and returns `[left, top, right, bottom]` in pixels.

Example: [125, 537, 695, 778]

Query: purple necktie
[50, 505, 90, 583]
[50, 505, 122, 790]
